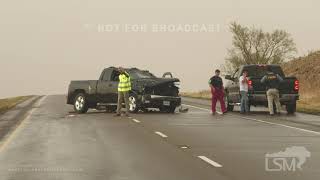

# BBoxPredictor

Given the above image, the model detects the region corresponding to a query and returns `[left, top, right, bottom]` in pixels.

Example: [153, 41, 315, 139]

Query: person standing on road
[115, 67, 131, 117]
[260, 72, 283, 116]
[239, 70, 250, 114]
[209, 69, 227, 115]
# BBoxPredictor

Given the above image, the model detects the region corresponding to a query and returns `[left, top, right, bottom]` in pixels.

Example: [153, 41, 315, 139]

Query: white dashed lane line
[155, 131, 168, 138]
[242, 117, 320, 135]
[198, 156, 223, 168]
[132, 119, 141, 123]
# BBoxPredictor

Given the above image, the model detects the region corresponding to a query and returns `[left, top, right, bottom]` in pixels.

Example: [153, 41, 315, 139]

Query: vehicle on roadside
[224, 64, 299, 114]
[67, 67, 181, 114]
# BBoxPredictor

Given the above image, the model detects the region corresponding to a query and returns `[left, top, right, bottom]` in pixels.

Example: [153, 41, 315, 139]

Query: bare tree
[224, 22, 297, 73]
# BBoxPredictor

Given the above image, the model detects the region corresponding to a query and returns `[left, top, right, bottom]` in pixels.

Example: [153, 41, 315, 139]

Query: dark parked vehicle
[67, 67, 181, 113]
[224, 65, 299, 114]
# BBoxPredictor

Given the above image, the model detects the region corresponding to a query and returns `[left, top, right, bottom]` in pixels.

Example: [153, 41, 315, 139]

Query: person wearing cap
[208, 69, 227, 115]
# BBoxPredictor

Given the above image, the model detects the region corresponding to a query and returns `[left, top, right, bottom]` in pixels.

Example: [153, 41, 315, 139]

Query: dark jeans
[240, 91, 249, 113]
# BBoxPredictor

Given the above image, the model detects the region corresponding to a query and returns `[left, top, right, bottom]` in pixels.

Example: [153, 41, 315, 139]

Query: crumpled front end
[132, 78, 181, 108]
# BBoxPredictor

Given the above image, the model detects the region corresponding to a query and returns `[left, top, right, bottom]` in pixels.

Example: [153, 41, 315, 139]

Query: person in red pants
[209, 69, 227, 115]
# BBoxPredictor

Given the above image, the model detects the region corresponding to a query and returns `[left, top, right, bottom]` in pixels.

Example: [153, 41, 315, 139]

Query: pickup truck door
[97, 69, 120, 103]
[97, 80, 112, 103]
[96, 69, 118, 103]
[106, 80, 118, 103]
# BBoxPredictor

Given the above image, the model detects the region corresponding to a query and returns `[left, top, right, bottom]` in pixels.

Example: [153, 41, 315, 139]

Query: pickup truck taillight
[248, 80, 253, 88]
[294, 80, 299, 91]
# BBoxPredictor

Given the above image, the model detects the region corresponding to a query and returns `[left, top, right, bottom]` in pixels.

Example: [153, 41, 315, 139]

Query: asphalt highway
[0, 95, 319, 180]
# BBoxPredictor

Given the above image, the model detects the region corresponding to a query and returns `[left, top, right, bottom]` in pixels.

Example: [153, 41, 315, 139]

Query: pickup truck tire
[225, 94, 234, 112]
[128, 95, 139, 113]
[286, 103, 296, 114]
[74, 93, 89, 113]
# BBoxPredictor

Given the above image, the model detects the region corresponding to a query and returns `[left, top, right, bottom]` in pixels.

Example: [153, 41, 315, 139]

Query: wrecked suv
[67, 67, 181, 113]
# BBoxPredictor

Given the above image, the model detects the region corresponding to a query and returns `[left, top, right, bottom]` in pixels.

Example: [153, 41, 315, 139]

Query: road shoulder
[0, 96, 41, 145]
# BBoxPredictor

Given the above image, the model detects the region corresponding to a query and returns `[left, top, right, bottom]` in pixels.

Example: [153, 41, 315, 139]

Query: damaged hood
[133, 78, 180, 87]
[132, 78, 180, 91]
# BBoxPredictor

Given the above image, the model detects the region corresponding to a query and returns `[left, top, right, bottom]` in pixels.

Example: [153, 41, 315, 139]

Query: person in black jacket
[261, 72, 283, 115]
[209, 69, 227, 115]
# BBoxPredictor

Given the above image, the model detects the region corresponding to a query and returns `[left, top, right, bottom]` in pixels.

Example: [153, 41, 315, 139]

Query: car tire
[225, 94, 234, 112]
[128, 94, 139, 113]
[74, 93, 89, 113]
[286, 103, 296, 114]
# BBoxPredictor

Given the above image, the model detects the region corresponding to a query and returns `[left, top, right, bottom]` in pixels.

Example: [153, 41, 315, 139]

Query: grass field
[181, 91, 320, 115]
[0, 96, 33, 114]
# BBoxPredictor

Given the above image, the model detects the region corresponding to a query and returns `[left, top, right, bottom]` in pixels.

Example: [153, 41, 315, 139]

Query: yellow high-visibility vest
[118, 73, 131, 92]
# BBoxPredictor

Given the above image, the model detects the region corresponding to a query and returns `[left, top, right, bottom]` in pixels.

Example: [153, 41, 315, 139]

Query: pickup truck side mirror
[225, 75, 233, 81]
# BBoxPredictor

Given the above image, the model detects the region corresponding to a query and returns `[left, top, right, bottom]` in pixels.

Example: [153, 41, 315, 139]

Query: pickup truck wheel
[74, 93, 89, 113]
[286, 103, 296, 114]
[128, 95, 139, 113]
[225, 95, 234, 112]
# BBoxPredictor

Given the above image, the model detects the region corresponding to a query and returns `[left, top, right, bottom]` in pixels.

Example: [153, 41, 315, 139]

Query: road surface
[0, 95, 319, 180]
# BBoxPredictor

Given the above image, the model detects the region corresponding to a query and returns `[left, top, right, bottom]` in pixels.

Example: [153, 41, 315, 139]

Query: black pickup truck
[224, 65, 299, 114]
[67, 67, 181, 113]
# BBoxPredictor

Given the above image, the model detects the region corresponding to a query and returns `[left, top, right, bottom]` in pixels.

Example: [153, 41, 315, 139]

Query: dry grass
[0, 96, 33, 114]
[282, 51, 320, 114]
[297, 96, 320, 115]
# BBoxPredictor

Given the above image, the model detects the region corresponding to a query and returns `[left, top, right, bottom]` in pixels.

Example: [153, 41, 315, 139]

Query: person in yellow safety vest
[115, 67, 132, 117]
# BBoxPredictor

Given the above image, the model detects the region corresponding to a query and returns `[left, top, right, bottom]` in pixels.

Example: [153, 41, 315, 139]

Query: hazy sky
[1, 0, 319, 98]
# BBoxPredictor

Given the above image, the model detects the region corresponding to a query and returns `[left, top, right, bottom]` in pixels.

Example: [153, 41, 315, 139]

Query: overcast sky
[1, 0, 319, 98]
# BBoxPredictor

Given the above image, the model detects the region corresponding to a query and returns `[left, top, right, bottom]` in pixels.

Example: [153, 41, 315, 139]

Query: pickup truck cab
[67, 67, 181, 113]
[224, 65, 299, 114]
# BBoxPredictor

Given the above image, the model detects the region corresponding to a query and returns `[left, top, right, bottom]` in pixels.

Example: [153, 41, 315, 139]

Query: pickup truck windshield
[128, 70, 156, 79]
[243, 65, 285, 78]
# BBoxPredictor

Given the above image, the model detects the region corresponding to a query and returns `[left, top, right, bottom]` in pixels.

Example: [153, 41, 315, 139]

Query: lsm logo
[265, 146, 311, 172]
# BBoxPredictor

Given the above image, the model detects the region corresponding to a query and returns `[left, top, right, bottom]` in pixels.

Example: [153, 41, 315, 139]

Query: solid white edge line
[198, 156, 223, 167]
[242, 117, 320, 135]
[155, 131, 168, 138]
[183, 103, 320, 135]
[132, 119, 141, 123]
[182, 104, 223, 114]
